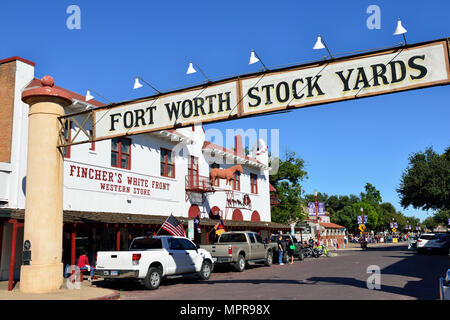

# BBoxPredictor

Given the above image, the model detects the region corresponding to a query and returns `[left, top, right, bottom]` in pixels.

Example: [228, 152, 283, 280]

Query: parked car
[94, 236, 214, 290]
[269, 234, 304, 263]
[201, 231, 273, 272]
[439, 269, 450, 300]
[416, 233, 449, 254]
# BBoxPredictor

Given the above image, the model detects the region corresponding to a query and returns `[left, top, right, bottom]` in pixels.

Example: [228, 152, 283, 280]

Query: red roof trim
[0, 56, 35, 67]
[319, 222, 346, 229]
[25, 78, 105, 107]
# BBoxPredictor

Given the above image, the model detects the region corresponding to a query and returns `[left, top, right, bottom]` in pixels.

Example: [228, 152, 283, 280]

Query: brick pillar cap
[22, 76, 73, 105]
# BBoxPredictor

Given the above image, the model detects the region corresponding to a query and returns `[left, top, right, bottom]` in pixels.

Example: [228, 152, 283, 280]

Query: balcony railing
[185, 174, 214, 193]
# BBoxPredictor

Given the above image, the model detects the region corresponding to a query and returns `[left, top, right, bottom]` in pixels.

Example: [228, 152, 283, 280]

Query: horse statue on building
[210, 164, 243, 186]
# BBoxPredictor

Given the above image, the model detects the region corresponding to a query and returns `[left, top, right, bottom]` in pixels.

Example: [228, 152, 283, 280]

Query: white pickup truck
[94, 236, 214, 290]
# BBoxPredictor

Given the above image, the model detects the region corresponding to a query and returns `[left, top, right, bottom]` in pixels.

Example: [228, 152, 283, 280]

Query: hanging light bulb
[313, 35, 325, 50]
[85, 90, 94, 102]
[249, 50, 260, 64]
[393, 18, 407, 35]
[133, 77, 143, 90]
[186, 62, 197, 74]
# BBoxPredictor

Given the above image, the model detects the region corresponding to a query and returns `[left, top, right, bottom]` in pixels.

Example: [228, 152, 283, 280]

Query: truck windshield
[219, 233, 247, 243]
[130, 238, 163, 250]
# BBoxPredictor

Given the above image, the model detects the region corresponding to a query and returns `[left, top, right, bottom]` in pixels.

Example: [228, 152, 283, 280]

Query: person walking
[277, 235, 285, 265]
[287, 238, 295, 264]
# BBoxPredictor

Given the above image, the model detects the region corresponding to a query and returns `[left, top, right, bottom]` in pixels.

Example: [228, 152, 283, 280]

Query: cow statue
[210, 165, 243, 186]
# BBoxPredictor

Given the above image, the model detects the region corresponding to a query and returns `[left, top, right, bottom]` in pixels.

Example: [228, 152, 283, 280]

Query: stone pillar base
[20, 263, 63, 293]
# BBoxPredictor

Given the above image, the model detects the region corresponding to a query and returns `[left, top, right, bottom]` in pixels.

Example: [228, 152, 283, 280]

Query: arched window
[232, 209, 243, 221]
[209, 206, 221, 219]
[251, 210, 260, 222]
[188, 204, 200, 218]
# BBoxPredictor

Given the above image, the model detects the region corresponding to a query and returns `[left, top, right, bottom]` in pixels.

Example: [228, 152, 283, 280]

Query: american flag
[161, 214, 186, 237]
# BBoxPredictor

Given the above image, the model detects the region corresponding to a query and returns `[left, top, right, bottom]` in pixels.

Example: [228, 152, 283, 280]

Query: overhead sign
[87, 39, 450, 141]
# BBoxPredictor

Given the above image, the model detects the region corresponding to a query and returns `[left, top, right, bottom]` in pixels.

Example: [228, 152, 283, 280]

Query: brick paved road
[94, 245, 449, 300]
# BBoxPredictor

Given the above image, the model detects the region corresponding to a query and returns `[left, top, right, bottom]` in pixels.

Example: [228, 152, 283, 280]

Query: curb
[89, 290, 121, 300]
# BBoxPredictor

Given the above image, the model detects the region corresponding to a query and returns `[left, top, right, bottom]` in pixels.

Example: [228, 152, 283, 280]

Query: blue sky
[1, 1, 449, 221]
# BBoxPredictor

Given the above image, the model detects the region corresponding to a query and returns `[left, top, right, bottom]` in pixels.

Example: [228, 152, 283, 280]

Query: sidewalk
[0, 279, 120, 300]
[333, 242, 407, 251]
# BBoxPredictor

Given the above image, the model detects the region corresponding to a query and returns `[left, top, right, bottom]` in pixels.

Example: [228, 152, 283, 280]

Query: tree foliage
[397, 146, 450, 211]
[270, 151, 308, 224]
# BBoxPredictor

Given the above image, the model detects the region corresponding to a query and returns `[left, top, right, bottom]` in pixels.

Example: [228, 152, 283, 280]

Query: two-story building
[0, 56, 290, 285]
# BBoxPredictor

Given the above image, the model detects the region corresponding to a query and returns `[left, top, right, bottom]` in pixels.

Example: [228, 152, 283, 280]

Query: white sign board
[94, 80, 238, 140]
[90, 40, 449, 141]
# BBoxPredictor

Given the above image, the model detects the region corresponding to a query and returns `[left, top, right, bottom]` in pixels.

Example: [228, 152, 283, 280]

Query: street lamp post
[314, 190, 319, 244]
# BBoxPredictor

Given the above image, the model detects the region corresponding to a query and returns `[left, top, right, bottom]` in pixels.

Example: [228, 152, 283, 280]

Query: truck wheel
[199, 261, 212, 280]
[298, 251, 304, 261]
[234, 254, 246, 272]
[144, 267, 162, 290]
[265, 251, 273, 266]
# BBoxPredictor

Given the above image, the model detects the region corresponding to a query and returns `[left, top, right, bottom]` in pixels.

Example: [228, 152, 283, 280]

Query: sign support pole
[20, 76, 72, 293]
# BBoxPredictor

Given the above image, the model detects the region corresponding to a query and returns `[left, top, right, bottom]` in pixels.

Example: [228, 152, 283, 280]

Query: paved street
[94, 244, 449, 300]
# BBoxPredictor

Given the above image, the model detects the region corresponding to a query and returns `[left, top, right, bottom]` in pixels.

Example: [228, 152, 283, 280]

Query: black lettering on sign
[110, 113, 122, 131]
[165, 101, 181, 121]
[408, 55, 427, 80]
[262, 84, 274, 105]
[217, 92, 231, 112]
[247, 87, 261, 108]
[123, 111, 134, 129]
[194, 97, 207, 117]
[275, 81, 290, 103]
[336, 69, 354, 92]
[389, 60, 406, 83]
[370, 64, 389, 87]
[353, 67, 371, 90]
[181, 100, 193, 118]
[306, 75, 324, 97]
[292, 78, 305, 99]
[205, 94, 217, 114]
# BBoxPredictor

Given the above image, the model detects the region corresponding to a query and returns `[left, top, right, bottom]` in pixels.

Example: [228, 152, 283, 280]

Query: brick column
[19, 76, 72, 293]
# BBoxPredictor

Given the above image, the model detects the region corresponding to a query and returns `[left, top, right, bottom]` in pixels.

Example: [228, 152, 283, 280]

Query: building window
[111, 138, 131, 169]
[233, 171, 240, 191]
[250, 173, 258, 194]
[63, 120, 71, 159]
[188, 156, 199, 187]
[160, 148, 175, 178]
[210, 163, 220, 187]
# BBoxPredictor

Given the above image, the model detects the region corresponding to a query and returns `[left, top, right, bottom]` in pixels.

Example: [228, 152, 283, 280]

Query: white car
[416, 233, 448, 254]
[95, 236, 214, 290]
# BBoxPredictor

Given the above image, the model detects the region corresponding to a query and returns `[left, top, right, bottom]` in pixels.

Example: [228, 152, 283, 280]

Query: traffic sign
[392, 228, 397, 233]
[359, 224, 366, 232]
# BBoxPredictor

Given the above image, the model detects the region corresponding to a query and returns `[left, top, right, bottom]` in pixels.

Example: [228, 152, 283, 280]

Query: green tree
[360, 182, 382, 205]
[269, 151, 308, 224]
[397, 146, 450, 211]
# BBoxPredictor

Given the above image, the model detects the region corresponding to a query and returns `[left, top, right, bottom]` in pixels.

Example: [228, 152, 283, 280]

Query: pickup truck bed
[95, 236, 214, 290]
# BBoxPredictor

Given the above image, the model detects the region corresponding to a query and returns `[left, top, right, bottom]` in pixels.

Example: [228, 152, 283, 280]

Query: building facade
[0, 57, 289, 284]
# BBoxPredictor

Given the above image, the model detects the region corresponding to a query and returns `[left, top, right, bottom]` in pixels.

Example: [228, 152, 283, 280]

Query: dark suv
[270, 234, 304, 263]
